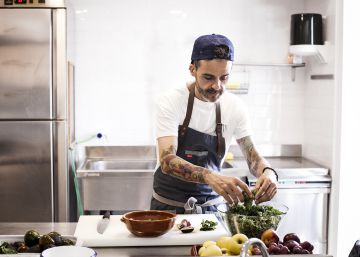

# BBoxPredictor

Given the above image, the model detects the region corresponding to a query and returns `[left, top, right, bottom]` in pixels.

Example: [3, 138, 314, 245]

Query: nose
[212, 79, 221, 90]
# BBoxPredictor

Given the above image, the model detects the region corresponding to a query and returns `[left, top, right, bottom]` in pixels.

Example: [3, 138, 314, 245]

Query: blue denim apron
[151, 85, 226, 214]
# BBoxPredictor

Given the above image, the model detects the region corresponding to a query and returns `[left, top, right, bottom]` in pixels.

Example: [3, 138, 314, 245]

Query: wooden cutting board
[74, 214, 231, 247]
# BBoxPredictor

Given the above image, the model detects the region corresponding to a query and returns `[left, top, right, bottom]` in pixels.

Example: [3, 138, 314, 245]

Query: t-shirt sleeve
[233, 101, 253, 140]
[155, 94, 179, 138]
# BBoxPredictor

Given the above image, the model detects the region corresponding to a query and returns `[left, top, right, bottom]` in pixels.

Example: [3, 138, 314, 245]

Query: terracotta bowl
[121, 210, 176, 237]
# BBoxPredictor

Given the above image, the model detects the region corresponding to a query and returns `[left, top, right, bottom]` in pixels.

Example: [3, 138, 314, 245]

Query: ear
[189, 64, 196, 77]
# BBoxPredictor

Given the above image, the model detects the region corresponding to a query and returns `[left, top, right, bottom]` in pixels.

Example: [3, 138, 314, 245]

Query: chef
[151, 34, 278, 214]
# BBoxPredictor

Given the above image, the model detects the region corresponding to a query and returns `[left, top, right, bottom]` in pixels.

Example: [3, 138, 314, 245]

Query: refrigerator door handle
[52, 9, 67, 120]
[53, 121, 69, 222]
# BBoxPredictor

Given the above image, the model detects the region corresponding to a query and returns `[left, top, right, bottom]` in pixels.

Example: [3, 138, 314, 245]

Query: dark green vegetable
[26, 244, 41, 253]
[0, 230, 74, 254]
[47, 231, 63, 246]
[17, 245, 29, 253]
[24, 230, 40, 247]
[200, 219, 218, 231]
[62, 238, 75, 246]
[39, 235, 55, 251]
[0, 242, 17, 254]
[242, 191, 254, 208]
[226, 203, 284, 238]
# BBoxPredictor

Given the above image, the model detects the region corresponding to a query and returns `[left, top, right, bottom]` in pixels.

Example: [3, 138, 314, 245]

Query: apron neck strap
[181, 84, 195, 132]
[215, 102, 226, 159]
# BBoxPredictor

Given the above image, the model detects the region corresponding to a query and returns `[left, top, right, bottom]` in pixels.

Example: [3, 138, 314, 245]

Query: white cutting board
[74, 214, 231, 247]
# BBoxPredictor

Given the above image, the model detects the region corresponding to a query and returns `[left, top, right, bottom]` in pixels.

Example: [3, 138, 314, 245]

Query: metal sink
[77, 159, 157, 212]
[79, 158, 233, 173]
[82, 159, 158, 171]
[77, 155, 238, 212]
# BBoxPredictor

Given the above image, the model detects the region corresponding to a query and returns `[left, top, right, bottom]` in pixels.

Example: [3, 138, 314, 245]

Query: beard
[195, 81, 224, 102]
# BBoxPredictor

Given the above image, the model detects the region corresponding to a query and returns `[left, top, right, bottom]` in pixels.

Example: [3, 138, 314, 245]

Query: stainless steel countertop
[226, 156, 329, 171]
[0, 223, 332, 257]
[222, 157, 329, 178]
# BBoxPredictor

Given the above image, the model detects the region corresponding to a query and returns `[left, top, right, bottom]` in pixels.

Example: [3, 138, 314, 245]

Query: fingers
[217, 180, 244, 204]
[236, 179, 252, 199]
[209, 172, 278, 205]
[228, 177, 251, 204]
[255, 180, 277, 204]
[209, 175, 250, 205]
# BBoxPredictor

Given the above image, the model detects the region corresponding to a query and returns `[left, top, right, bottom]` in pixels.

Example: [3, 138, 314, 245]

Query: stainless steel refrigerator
[0, 1, 69, 222]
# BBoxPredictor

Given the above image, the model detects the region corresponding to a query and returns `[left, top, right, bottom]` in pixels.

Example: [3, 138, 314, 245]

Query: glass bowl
[217, 201, 288, 238]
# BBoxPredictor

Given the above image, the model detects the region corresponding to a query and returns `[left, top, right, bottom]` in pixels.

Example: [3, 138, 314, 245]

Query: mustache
[206, 88, 219, 94]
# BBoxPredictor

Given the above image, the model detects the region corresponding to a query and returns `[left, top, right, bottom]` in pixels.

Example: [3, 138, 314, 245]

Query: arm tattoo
[237, 136, 263, 177]
[159, 145, 209, 183]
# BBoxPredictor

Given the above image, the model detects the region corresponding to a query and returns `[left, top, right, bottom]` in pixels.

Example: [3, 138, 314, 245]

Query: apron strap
[153, 191, 225, 214]
[179, 84, 195, 138]
[215, 102, 226, 159]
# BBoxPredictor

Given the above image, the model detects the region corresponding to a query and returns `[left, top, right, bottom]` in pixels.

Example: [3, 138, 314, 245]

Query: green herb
[200, 219, 218, 231]
[242, 190, 255, 208]
[0, 242, 17, 254]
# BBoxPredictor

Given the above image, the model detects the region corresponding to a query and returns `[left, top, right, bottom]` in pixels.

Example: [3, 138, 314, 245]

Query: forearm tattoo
[237, 136, 263, 177]
[160, 145, 209, 183]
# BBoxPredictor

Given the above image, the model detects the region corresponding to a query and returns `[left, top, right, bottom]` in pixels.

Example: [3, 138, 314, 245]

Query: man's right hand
[203, 172, 252, 204]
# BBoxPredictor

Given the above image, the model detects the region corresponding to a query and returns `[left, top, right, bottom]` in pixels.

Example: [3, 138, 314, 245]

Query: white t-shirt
[156, 85, 252, 150]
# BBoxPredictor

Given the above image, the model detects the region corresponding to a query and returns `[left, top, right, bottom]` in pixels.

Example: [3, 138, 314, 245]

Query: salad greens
[225, 191, 285, 238]
[200, 219, 218, 231]
[243, 189, 257, 208]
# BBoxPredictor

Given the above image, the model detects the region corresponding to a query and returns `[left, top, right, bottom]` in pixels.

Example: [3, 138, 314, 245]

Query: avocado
[39, 234, 55, 251]
[17, 244, 30, 253]
[47, 231, 63, 246]
[24, 230, 41, 247]
[62, 238, 75, 246]
[26, 244, 41, 253]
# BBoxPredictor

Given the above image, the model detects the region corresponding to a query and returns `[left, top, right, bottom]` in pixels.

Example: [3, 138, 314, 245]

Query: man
[151, 34, 278, 214]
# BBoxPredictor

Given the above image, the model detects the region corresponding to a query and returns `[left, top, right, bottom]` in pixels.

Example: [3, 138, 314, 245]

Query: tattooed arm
[158, 136, 252, 204]
[237, 136, 278, 203]
[237, 136, 270, 177]
[158, 136, 208, 183]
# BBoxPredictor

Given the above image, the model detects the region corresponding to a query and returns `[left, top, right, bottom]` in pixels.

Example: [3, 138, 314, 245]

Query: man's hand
[254, 169, 278, 204]
[203, 172, 252, 205]
[237, 136, 278, 203]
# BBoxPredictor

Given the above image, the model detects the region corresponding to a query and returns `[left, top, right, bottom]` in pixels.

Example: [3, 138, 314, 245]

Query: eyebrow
[202, 73, 229, 77]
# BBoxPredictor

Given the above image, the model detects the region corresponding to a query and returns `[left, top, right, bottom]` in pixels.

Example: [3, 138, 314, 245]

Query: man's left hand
[254, 169, 278, 204]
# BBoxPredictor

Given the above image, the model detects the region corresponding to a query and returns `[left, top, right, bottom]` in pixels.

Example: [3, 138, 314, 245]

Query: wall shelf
[233, 63, 305, 68]
[233, 63, 306, 82]
[226, 88, 249, 94]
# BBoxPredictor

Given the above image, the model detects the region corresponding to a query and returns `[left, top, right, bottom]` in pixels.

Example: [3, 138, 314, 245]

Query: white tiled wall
[302, 0, 336, 167]
[67, 0, 333, 155]
[238, 66, 305, 145]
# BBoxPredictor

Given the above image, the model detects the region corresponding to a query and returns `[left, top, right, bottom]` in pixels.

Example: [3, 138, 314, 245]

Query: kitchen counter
[224, 156, 329, 174]
[0, 223, 332, 257]
[0, 223, 191, 256]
